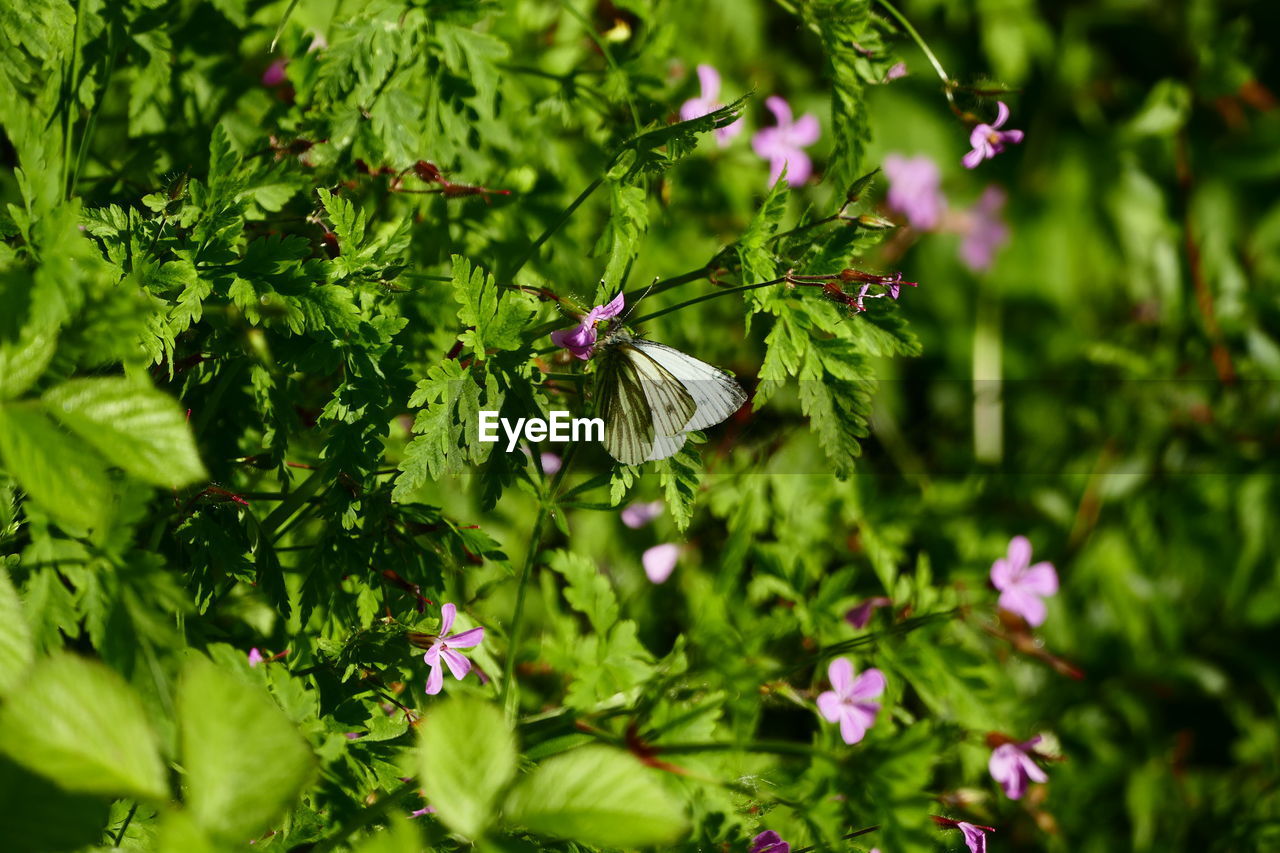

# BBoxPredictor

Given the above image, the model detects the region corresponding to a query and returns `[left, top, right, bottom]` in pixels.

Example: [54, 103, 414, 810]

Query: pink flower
[679, 64, 744, 147]
[816, 657, 885, 745]
[550, 292, 626, 359]
[989, 736, 1048, 799]
[540, 452, 562, 474]
[409, 805, 437, 818]
[642, 544, 679, 584]
[262, 60, 287, 87]
[990, 536, 1058, 627]
[932, 817, 996, 853]
[750, 830, 790, 852]
[883, 154, 946, 230]
[423, 603, 485, 695]
[957, 186, 1009, 272]
[247, 648, 265, 667]
[845, 596, 891, 629]
[752, 96, 820, 185]
[883, 61, 908, 82]
[962, 102, 1024, 168]
[621, 500, 663, 528]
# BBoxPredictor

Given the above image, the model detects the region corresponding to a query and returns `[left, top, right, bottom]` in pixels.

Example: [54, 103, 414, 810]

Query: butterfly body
[594, 326, 747, 465]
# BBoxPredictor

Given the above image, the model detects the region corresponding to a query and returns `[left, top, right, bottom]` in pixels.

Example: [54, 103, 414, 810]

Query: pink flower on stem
[990, 536, 1058, 627]
[989, 735, 1049, 799]
[816, 657, 885, 745]
[883, 61, 908, 82]
[932, 816, 996, 853]
[679, 64, 744, 147]
[845, 596, 891, 629]
[621, 500, 664, 528]
[642, 543, 679, 584]
[247, 648, 265, 667]
[423, 603, 485, 695]
[962, 102, 1024, 168]
[752, 96, 820, 185]
[750, 830, 790, 852]
[883, 154, 946, 230]
[550, 292, 626, 359]
[957, 186, 1009, 272]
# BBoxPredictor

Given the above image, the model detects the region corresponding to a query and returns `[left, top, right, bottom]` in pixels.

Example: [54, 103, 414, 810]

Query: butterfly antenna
[618, 276, 660, 325]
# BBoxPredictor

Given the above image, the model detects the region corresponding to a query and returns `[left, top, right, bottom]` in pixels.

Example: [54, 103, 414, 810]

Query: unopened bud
[856, 214, 896, 230]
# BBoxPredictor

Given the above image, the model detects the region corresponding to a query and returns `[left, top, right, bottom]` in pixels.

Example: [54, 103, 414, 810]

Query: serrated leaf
[418, 696, 517, 839]
[0, 403, 113, 532]
[502, 746, 688, 848]
[548, 550, 618, 636]
[656, 442, 702, 533]
[179, 656, 316, 841]
[42, 377, 207, 486]
[0, 652, 167, 800]
[0, 327, 56, 399]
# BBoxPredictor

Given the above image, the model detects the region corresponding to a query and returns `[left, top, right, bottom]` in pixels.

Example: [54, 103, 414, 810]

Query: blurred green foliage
[1, 0, 1278, 851]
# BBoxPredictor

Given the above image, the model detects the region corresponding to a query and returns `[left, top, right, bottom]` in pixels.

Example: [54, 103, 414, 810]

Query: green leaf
[0, 652, 167, 800]
[418, 695, 518, 839]
[0, 563, 33, 696]
[0, 327, 56, 399]
[350, 815, 425, 853]
[453, 254, 534, 355]
[548, 550, 619, 636]
[0, 755, 111, 853]
[42, 377, 207, 486]
[0, 403, 113, 533]
[656, 442, 702, 533]
[178, 656, 316, 841]
[502, 746, 688, 848]
[593, 182, 649, 293]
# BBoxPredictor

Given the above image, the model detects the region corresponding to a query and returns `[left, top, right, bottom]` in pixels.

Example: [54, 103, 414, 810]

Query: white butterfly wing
[645, 432, 687, 462]
[629, 340, 748, 431]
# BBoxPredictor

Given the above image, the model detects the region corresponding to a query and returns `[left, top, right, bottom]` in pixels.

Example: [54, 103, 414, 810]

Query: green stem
[507, 174, 605, 279]
[629, 277, 788, 326]
[793, 825, 881, 853]
[875, 0, 956, 106]
[61, 0, 86, 198]
[70, 27, 116, 196]
[112, 801, 138, 846]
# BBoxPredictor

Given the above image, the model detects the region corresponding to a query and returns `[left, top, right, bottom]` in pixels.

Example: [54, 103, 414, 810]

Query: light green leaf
[502, 746, 688, 848]
[0, 652, 167, 800]
[0, 756, 111, 853]
[0, 404, 113, 533]
[0, 564, 33, 696]
[43, 377, 207, 486]
[179, 656, 316, 841]
[418, 695, 517, 839]
[0, 328, 56, 399]
[548, 550, 619, 636]
[350, 815, 424, 853]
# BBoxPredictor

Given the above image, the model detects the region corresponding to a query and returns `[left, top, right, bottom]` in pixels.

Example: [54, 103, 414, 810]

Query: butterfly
[593, 325, 748, 465]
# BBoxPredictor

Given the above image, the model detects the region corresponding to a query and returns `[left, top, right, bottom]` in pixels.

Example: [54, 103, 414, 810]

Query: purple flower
[752, 96, 820, 185]
[958, 186, 1009, 272]
[750, 830, 790, 853]
[247, 648, 265, 667]
[962, 102, 1024, 169]
[550, 292, 626, 360]
[642, 543, 679, 584]
[989, 736, 1048, 799]
[409, 805, 437, 818]
[540, 452, 562, 474]
[882, 154, 946, 230]
[990, 535, 1058, 627]
[679, 64, 744, 147]
[423, 603, 485, 695]
[883, 61, 908, 82]
[816, 657, 885, 745]
[262, 60, 287, 87]
[845, 596, 891, 629]
[621, 500, 663, 529]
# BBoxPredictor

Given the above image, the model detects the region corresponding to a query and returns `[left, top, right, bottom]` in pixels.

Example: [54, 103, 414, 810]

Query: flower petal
[715, 118, 745, 146]
[425, 661, 444, 695]
[621, 500, 664, 529]
[751, 127, 786, 160]
[999, 587, 1047, 627]
[849, 668, 886, 701]
[642, 543, 679, 584]
[993, 101, 1010, 129]
[593, 291, 626, 320]
[783, 150, 813, 185]
[816, 690, 842, 723]
[1021, 562, 1059, 596]
[696, 64, 721, 101]
[439, 602, 456, 636]
[764, 95, 793, 128]
[990, 557, 1015, 591]
[838, 707, 868, 744]
[787, 113, 821, 147]
[958, 822, 989, 853]
[446, 626, 485, 649]
[680, 97, 712, 123]
[441, 648, 472, 681]
[827, 656, 854, 695]
[1006, 536, 1033, 573]
[423, 643, 441, 666]
[962, 146, 986, 169]
[1001, 128, 1024, 145]
[750, 830, 790, 853]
